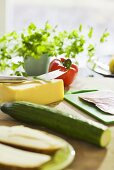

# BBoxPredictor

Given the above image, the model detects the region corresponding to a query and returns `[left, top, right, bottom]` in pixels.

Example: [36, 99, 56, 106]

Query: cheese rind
[0, 79, 64, 104]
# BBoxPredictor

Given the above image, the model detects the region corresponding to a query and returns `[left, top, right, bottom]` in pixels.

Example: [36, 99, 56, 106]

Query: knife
[0, 70, 66, 83]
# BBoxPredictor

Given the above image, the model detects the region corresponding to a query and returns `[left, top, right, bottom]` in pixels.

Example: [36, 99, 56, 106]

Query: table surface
[0, 77, 114, 170]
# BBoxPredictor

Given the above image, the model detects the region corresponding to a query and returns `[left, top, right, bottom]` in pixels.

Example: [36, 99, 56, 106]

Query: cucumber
[1, 101, 111, 147]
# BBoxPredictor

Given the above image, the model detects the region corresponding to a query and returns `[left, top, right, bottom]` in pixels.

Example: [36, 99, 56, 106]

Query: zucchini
[1, 101, 111, 147]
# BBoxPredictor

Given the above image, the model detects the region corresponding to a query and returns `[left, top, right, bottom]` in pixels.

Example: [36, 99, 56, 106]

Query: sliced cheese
[0, 126, 65, 154]
[0, 143, 51, 169]
[0, 79, 64, 104]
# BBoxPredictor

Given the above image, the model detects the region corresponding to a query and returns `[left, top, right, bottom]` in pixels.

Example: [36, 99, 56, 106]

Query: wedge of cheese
[0, 79, 64, 104]
[0, 143, 51, 169]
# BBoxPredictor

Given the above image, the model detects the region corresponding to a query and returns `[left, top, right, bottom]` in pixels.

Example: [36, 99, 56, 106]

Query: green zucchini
[1, 101, 111, 147]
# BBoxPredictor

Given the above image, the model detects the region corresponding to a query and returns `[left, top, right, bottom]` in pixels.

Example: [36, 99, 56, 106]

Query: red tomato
[49, 58, 78, 86]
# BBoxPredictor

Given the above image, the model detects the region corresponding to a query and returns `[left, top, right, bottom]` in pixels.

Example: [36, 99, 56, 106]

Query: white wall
[0, 0, 114, 56]
[0, 0, 6, 34]
[0, 0, 14, 34]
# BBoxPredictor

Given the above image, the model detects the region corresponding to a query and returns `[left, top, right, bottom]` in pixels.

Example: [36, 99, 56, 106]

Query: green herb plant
[0, 22, 109, 76]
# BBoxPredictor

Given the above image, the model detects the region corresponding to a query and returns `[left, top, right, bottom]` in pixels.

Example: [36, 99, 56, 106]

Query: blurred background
[0, 0, 114, 68]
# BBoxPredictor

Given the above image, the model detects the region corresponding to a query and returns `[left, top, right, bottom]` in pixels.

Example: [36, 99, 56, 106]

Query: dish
[0, 125, 75, 170]
[87, 54, 114, 77]
[41, 142, 75, 170]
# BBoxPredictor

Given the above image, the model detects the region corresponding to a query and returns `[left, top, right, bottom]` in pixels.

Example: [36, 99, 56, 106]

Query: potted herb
[19, 23, 57, 76]
[0, 22, 109, 76]
[0, 22, 57, 76]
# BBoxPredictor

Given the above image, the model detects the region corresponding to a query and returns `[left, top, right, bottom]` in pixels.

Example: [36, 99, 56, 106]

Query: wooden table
[0, 77, 114, 170]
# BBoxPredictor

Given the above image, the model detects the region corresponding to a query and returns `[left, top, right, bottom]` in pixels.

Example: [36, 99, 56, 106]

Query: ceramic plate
[87, 54, 114, 77]
[41, 139, 75, 170]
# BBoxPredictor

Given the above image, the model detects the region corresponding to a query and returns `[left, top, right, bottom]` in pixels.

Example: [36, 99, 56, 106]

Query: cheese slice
[0, 79, 64, 104]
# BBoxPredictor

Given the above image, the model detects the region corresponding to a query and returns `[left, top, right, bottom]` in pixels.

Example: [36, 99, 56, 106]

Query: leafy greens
[0, 22, 109, 75]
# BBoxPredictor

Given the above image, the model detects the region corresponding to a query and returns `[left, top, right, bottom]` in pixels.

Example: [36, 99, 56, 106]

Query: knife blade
[0, 70, 66, 83]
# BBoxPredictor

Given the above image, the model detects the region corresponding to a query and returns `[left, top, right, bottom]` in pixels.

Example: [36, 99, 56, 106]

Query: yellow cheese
[0, 79, 64, 104]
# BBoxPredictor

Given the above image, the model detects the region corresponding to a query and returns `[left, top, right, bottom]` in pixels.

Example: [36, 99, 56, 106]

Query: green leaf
[79, 24, 83, 32]
[14, 71, 22, 76]
[88, 27, 93, 38]
[45, 22, 52, 30]
[100, 30, 109, 43]
[87, 44, 95, 61]
[28, 23, 36, 31]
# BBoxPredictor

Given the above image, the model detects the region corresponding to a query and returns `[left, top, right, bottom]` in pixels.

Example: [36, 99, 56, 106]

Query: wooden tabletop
[0, 77, 114, 170]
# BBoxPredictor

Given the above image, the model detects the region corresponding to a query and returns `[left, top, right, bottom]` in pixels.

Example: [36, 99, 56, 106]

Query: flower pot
[24, 54, 50, 76]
